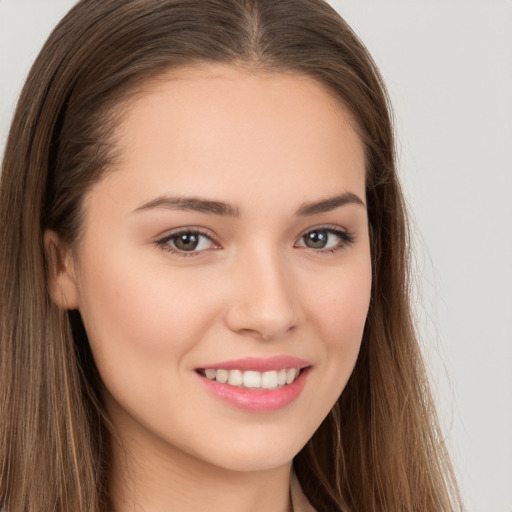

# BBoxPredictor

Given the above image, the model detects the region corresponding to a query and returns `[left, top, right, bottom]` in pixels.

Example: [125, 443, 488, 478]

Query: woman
[0, 0, 462, 511]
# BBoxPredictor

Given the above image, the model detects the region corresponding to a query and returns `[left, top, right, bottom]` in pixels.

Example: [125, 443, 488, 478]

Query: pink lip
[195, 359, 311, 412]
[197, 355, 311, 372]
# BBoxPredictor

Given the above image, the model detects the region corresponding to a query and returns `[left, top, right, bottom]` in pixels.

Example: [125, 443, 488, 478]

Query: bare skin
[45, 64, 371, 512]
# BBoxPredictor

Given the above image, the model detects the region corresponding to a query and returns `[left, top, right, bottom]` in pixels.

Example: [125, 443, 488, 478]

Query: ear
[44, 230, 80, 310]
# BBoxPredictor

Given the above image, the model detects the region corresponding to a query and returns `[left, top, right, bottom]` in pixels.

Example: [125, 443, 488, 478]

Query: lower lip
[197, 368, 310, 412]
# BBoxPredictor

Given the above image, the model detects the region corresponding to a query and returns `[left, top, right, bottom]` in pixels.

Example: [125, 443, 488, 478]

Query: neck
[109, 428, 293, 512]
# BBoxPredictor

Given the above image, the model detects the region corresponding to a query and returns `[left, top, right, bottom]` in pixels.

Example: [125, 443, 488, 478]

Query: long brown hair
[0, 1, 462, 510]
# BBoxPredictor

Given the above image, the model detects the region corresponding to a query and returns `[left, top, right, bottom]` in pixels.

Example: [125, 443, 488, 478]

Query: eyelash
[155, 228, 220, 258]
[154, 225, 355, 258]
[298, 225, 356, 255]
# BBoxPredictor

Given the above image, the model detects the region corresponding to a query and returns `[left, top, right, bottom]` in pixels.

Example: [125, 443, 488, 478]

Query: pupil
[305, 230, 328, 249]
[174, 233, 199, 251]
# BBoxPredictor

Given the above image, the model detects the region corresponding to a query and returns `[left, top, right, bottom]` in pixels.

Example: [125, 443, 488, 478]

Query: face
[49, 64, 372, 474]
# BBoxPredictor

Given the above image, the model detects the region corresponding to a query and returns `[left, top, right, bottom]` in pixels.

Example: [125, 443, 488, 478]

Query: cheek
[310, 257, 372, 345]
[304, 253, 371, 388]
[74, 248, 222, 393]
[285, 254, 371, 439]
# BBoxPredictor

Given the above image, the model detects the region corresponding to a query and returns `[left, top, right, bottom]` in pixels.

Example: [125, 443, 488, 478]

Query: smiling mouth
[196, 368, 303, 390]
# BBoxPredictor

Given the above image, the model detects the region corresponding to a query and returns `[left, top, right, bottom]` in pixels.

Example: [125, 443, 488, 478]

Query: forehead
[95, 64, 366, 215]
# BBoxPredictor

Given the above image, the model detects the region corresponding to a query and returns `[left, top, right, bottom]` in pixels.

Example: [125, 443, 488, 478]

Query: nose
[224, 247, 301, 341]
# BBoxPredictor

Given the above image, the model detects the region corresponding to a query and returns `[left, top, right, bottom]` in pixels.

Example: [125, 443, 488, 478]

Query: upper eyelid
[156, 226, 218, 243]
[297, 223, 350, 238]
[155, 225, 354, 259]
[296, 226, 354, 243]
[156, 223, 349, 241]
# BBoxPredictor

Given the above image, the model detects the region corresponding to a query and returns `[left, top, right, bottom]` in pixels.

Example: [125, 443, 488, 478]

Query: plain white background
[1, 1, 511, 510]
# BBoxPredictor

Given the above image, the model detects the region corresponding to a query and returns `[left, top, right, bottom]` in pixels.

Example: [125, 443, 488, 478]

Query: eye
[156, 229, 218, 255]
[295, 227, 354, 252]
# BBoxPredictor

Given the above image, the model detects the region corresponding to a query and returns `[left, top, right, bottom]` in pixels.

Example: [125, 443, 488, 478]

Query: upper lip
[196, 356, 311, 372]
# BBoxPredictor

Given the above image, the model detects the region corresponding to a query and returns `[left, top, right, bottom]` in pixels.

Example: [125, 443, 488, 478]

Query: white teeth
[205, 369, 217, 380]
[261, 371, 278, 389]
[216, 369, 229, 383]
[202, 367, 301, 389]
[286, 368, 297, 385]
[243, 371, 261, 388]
[228, 369, 243, 386]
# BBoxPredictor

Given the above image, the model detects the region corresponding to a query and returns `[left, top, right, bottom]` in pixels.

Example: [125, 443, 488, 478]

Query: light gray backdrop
[1, 1, 511, 510]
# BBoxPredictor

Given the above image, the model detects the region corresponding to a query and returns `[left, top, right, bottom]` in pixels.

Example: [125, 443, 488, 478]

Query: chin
[188, 427, 311, 473]
[204, 448, 298, 473]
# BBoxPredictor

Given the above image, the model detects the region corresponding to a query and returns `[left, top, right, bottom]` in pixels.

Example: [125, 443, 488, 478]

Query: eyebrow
[133, 192, 365, 217]
[296, 192, 365, 216]
[133, 195, 240, 216]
